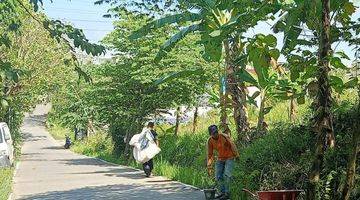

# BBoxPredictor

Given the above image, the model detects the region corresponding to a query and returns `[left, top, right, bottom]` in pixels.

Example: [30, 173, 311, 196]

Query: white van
[0, 122, 14, 167]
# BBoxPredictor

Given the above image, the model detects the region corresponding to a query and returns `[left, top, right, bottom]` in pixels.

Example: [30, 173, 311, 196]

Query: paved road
[13, 105, 204, 200]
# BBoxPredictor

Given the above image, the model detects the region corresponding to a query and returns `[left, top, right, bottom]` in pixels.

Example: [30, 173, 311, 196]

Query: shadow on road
[18, 183, 199, 200]
[146, 180, 173, 183]
[42, 146, 65, 150]
[23, 114, 47, 126]
[22, 131, 48, 142]
[64, 165, 147, 180]
[56, 158, 115, 167]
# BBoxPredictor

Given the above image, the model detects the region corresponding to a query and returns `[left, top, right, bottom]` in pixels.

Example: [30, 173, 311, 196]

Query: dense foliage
[0, 1, 103, 199]
[49, 11, 215, 155]
[1, 0, 359, 200]
[49, 0, 360, 199]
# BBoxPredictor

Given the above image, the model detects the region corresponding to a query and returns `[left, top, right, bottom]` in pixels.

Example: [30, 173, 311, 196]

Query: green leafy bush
[234, 124, 313, 193]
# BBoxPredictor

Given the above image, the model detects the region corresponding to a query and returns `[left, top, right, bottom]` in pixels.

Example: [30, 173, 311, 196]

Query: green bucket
[204, 188, 216, 200]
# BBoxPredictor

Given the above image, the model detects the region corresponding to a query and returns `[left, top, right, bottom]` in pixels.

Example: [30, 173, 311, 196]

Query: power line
[45, 7, 109, 14]
[44, 10, 108, 16]
[82, 28, 114, 32]
[45, 0, 103, 5]
[51, 18, 113, 23]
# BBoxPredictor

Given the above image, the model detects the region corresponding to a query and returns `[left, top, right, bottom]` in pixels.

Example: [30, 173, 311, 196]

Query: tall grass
[72, 132, 114, 157]
[47, 92, 359, 199]
[47, 102, 310, 199]
[46, 123, 71, 140]
[67, 127, 215, 189]
[0, 168, 14, 200]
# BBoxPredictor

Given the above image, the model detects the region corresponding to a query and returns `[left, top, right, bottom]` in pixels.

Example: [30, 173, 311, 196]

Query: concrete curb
[7, 193, 13, 200]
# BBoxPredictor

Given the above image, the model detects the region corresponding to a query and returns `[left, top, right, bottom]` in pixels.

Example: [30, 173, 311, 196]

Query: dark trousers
[143, 159, 154, 175]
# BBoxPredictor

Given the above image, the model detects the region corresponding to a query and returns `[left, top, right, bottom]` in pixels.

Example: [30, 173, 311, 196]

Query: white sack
[129, 127, 161, 163]
[142, 142, 161, 160]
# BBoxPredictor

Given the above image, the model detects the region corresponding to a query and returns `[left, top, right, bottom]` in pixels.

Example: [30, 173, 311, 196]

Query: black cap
[208, 125, 218, 135]
[147, 122, 155, 128]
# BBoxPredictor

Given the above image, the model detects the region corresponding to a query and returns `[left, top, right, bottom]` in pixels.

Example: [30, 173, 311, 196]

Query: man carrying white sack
[129, 122, 160, 177]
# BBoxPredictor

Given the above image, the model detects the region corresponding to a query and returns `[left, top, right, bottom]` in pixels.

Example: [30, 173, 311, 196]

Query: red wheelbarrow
[243, 189, 303, 200]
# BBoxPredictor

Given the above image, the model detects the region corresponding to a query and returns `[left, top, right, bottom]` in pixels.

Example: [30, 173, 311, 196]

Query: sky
[42, 0, 115, 43]
[42, 0, 360, 65]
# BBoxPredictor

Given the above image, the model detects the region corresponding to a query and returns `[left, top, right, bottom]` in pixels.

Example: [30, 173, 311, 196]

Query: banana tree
[128, 0, 281, 138]
[273, 0, 358, 198]
[242, 34, 283, 131]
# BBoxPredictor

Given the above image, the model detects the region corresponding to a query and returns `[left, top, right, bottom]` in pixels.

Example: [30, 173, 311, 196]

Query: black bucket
[204, 188, 216, 200]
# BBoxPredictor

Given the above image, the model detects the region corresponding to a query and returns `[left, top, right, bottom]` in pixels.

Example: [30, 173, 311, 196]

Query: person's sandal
[220, 193, 230, 200]
[214, 193, 224, 199]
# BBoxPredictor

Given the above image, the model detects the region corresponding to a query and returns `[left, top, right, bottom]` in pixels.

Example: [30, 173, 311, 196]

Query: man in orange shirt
[207, 125, 239, 199]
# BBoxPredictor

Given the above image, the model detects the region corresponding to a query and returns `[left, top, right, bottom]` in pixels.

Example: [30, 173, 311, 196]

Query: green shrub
[234, 124, 313, 193]
[72, 132, 114, 156]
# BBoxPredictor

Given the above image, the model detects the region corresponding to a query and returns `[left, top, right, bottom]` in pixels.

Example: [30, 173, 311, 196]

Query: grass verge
[0, 168, 14, 200]
[46, 123, 70, 140]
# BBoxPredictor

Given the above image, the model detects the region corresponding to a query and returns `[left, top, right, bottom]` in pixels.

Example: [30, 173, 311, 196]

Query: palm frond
[129, 12, 202, 40]
[155, 24, 200, 62]
[154, 68, 204, 85]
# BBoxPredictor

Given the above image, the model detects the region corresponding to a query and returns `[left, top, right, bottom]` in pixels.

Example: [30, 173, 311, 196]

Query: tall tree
[0, 0, 87, 145]
[223, 36, 250, 135]
[307, 1, 333, 198]
[273, 0, 359, 198]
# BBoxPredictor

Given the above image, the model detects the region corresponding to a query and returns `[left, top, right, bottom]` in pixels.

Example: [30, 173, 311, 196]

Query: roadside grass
[46, 123, 71, 141]
[46, 88, 360, 199]
[0, 168, 14, 200]
[47, 101, 310, 198]
[70, 132, 215, 189]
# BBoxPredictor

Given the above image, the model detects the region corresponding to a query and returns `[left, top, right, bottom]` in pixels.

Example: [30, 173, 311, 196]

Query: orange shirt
[207, 134, 238, 166]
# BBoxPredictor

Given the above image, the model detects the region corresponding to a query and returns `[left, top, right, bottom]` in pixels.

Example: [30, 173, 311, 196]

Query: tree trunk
[341, 130, 359, 200]
[123, 131, 131, 158]
[74, 127, 78, 141]
[87, 119, 96, 136]
[174, 106, 181, 136]
[290, 97, 297, 123]
[307, 0, 334, 199]
[223, 39, 249, 139]
[257, 92, 266, 131]
[192, 106, 198, 134]
[219, 76, 231, 135]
